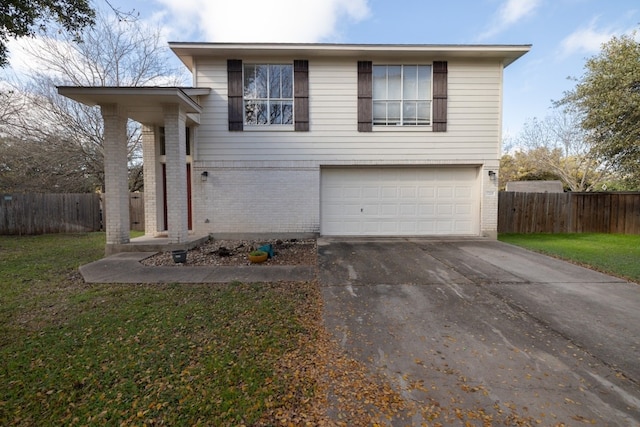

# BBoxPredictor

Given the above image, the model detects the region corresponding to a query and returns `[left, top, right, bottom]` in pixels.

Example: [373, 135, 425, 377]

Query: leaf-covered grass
[498, 233, 640, 283]
[0, 233, 321, 426]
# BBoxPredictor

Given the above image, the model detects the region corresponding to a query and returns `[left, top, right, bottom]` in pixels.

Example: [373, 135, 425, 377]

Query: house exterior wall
[189, 54, 506, 237]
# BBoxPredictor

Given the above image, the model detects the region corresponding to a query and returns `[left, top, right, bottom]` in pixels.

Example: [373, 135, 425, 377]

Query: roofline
[169, 42, 532, 69]
[57, 86, 208, 112]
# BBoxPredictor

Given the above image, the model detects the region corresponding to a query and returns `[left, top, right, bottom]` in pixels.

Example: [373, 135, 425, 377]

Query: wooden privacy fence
[499, 192, 640, 234]
[0, 193, 102, 235]
[129, 193, 144, 231]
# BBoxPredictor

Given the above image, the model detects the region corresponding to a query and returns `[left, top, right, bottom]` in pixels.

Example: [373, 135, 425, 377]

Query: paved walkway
[80, 252, 316, 283]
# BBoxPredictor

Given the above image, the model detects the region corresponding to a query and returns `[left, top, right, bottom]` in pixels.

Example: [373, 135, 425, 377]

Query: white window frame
[372, 64, 433, 127]
[243, 63, 294, 129]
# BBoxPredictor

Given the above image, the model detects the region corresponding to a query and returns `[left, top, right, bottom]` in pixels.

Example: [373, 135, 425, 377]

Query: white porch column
[101, 103, 130, 245]
[141, 124, 159, 236]
[163, 104, 188, 243]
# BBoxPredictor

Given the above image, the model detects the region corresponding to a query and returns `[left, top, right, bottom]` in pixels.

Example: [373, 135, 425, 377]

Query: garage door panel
[456, 186, 473, 198]
[399, 204, 417, 216]
[399, 187, 417, 198]
[437, 186, 454, 198]
[418, 187, 435, 198]
[456, 221, 473, 233]
[419, 205, 435, 215]
[418, 220, 436, 233]
[362, 204, 379, 215]
[380, 204, 398, 215]
[362, 186, 379, 198]
[321, 167, 480, 236]
[381, 187, 397, 198]
[400, 222, 419, 233]
[456, 204, 473, 215]
[324, 204, 344, 216]
[437, 204, 453, 215]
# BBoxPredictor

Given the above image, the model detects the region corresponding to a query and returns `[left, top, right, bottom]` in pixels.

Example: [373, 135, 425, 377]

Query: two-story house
[59, 43, 530, 254]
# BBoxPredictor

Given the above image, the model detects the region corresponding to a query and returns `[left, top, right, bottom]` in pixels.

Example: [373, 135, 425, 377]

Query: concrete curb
[79, 253, 317, 284]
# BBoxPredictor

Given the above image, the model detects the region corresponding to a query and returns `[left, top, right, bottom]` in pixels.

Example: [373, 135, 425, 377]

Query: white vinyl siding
[193, 58, 502, 163]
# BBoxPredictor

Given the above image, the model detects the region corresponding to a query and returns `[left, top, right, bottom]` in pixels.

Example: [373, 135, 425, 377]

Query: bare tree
[507, 108, 609, 191]
[0, 135, 98, 192]
[1, 10, 187, 192]
[0, 89, 25, 127]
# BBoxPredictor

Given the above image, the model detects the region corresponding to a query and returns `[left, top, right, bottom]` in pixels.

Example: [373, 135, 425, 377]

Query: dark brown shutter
[357, 61, 373, 132]
[227, 59, 243, 131]
[432, 61, 448, 132]
[294, 60, 309, 131]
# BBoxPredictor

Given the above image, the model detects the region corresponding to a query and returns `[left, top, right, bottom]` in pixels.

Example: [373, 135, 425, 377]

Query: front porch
[58, 86, 211, 254]
[105, 233, 210, 256]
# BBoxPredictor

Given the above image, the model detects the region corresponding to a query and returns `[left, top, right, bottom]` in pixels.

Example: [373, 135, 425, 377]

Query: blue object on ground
[258, 244, 274, 258]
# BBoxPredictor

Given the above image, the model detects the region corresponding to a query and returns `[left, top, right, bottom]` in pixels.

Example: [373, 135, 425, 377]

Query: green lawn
[0, 233, 321, 426]
[499, 233, 640, 283]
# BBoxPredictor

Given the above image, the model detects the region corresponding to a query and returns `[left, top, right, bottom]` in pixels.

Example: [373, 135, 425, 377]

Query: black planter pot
[172, 249, 187, 264]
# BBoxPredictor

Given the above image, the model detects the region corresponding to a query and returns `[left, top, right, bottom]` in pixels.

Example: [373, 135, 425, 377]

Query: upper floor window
[373, 65, 432, 126]
[243, 64, 293, 126]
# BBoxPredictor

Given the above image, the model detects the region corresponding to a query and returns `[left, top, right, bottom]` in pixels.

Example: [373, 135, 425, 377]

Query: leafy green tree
[558, 31, 640, 189]
[0, 0, 95, 67]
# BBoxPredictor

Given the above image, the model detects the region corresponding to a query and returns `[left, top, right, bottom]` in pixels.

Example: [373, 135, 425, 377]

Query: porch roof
[57, 86, 210, 125]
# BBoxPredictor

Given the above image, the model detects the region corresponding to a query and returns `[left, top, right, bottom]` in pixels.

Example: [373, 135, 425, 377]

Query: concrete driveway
[319, 237, 640, 425]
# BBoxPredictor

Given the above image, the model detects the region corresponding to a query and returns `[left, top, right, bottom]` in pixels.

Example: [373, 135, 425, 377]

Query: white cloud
[559, 21, 618, 57]
[478, 0, 541, 40]
[155, 0, 370, 42]
[3, 38, 45, 78]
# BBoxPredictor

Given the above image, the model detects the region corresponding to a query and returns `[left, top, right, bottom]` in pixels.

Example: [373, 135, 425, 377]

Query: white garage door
[321, 167, 480, 236]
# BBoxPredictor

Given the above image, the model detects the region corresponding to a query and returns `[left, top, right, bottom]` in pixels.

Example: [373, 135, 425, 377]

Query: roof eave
[57, 86, 210, 125]
[169, 42, 532, 69]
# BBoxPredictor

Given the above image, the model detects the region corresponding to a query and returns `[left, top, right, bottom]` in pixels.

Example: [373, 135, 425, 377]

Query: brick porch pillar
[141, 124, 159, 236]
[101, 103, 130, 245]
[163, 104, 188, 243]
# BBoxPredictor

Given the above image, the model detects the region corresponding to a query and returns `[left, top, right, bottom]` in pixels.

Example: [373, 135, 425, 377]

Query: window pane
[255, 65, 268, 98]
[282, 102, 293, 124]
[418, 65, 431, 99]
[281, 65, 293, 98]
[245, 101, 269, 124]
[373, 66, 387, 100]
[244, 101, 257, 124]
[373, 101, 387, 124]
[372, 64, 433, 126]
[417, 101, 430, 124]
[269, 65, 281, 98]
[255, 101, 268, 124]
[403, 101, 417, 125]
[403, 65, 417, 100]
[388, 101, 401, 124]
[270, 102, 282, 124]
[388, 66, 401, 100]
[244, 64, 293, 126]
[243, 65, 256, 98]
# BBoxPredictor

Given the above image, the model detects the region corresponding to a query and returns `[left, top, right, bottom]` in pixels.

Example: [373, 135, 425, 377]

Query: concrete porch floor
[105, 233, 210, 255]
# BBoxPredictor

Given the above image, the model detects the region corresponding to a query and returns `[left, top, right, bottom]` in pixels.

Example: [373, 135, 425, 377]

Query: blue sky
[8, 0, 640, 139]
